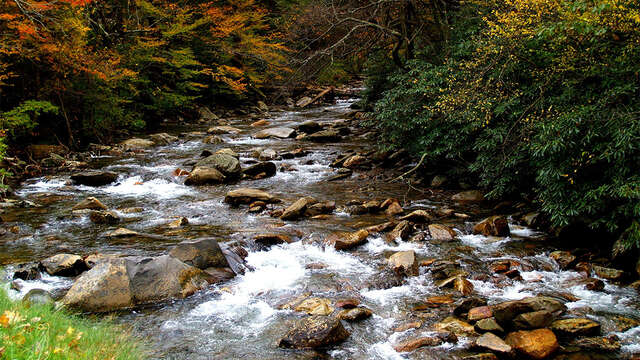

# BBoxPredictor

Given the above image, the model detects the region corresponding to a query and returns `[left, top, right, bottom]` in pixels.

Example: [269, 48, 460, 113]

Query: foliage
[0, 288, 146, 359]
[372, 0, 640, 249]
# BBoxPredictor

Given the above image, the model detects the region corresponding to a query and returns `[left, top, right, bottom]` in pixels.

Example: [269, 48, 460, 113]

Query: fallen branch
[392, 153, 427, 182]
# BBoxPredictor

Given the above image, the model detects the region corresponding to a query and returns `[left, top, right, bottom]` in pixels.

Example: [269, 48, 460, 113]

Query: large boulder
[184, 167, 226, 186]
[224, 188, 279, 205]
[149, 133, 178, 145]
[278, 316, 350, 349]
[255, 127, 296, 139]
[505, 329, 558, 359]
[325, 229, 369, 250]
[125, 255, 211, 304]
[281, 197, 318, 220]
[473, 216, 511, 237]
[195, 154, 241, 179]
[71, 171, 118, 186]
[40, 254, 87, 277]
[491, 296, 566, 328]
[169, 238, 229, 270]
[62, 258, 133, 312]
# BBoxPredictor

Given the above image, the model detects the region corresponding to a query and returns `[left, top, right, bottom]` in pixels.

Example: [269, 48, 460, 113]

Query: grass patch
[0, 288, 146, 359]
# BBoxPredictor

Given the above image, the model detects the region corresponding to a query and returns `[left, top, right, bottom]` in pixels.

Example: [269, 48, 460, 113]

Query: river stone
[255, 127, 296, 139]
[338, 307, 372, 322]
[462, 354, 498, 360]
[454, 297, 488, 316]
[475, 332, 512, 355]
[473, 216, 510, 237]
[121, 138, 155, 150]
[468, 306, 493, 321]
[203, 135, 224, 144]
[23, 289, 55, 307]
[388, 250, 418, 276]
[491, 296, 566, 327]
[107, 227, 139, 238]
[550, 318, 601, 337]
[169, 238, 228, 270]
[429, 224, 457, 241]
[399, 210, 433, 223]
[278, 316, 350, 349]
[216, 148, 239, 158]
[343, 155, 367, 169]
[89, 210, 120, 224]
[305, 129, 341, 143]
[243, 162, 276, 179]
[513, 310, 553, 330]
[568, 336, 621, 352]
[72, 197, 107, 211]
[475, 318, 505, 334]
[207, 125, 241, 135]
[195, 154, 241, 179]
[306, 201, 336, 216]
[281, 196, 318, 220]
[184, 167, 226, 185]
[549, 251, 576, 270]
[126, 255, 211, 304]
[63, 258, 133, 312]
[297, 120, 323, 134]
[393, 336, 445, 352]
[434, 316, 477, 336]
[505, 329, 559, 359]
[452, 190, 485, 202]
[224, 188, 278, 205]
[295, 297, 334, 316]
[325, 229, 369, 250]
[387, 220, 412, 241]
[455, 276, 474, 296]
[40, 254, 87, 277]
[385, 201, 403, 216]
[71, 171, 118, 186]
[592, 265, 624, 281]
[254, 233, 293, 246]
[149, 133, 178, 145]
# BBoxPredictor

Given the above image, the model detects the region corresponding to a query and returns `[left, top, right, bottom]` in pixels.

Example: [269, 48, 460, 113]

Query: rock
[195, 154, 242, 179]
[473, 216, 511, 237]
[71, 171, 118, 186]
[257, 101, 269, 112]
[296, 96, 313, 108]
[452, 190, 485, 202]
[387, 220, 412, 241]
[203, 135, 224, 144]
[257, 148, 277, 161]
[585, 278, 605, 291]
[215, 148, 239, 158]
[13, 263, 40, 280]
[305, 129, 341, 143]
[475, 332, 512, 355]
[335, 299, 360, 309]
[568, 336, 621, 352]
[207, 125, 241, 135]
[429, 224, 457, 241]
[224, 188, 279, 205]
[27, 144, 66, 160]
[343, 155, 367, 169]
[107, 228, 139, 238]
[126, 255, 211, 304]
[278, 316, 350, 349]
[84, 253, 112, 269]
[281, 196, 318, 220]
[243, 162, 277, 179]
[388, 250, 418, 276]
[254, 233, 293, 246]
[295, 297, 334, 316]
[72, 197, 108, 211]
[89, 210, 120, 224]
[184, 167, 226, 185]
[40, 254, 87, 277]
[592, 265, 624, 281]
[462, 354, 498, 360]
[121, 138, 155, 150]
[454, 297, 488, 316]
[431, 175, 448, 188]
[63, 258, 133, 312]
[469, 306, 493, 321]
[549, 251, 576, 270]
[251, 119, 270, 127]
[492, 296, 567, 327]
[385, 201, 403, 216]
[168, 217, 189, 228]
[306, 201, 336, 216]
[255, 127, 296, 139]
[393, 336, 446, 352]
[455, 276, 475, 296]
[505, 329, 558, 359]
[198, 106, 218, 121]
[550, 318, 601, 337]
[394, 321, 423, 332]
[325, 229, 369, 250]
[475, 318, 505, 334]
[434, 316, 477, 336]
[298, 120, 323, 134]
[149, 133, 178, 145]
[338, 307, 372, 322]
[399, 210, 433, 223]
[23, 289, 55, 306]
[169, 238, 228, 269]
[513, 311, 553, 330]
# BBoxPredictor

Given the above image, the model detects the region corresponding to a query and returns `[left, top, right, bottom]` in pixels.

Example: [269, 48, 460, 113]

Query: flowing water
[1, 99, 639, 359]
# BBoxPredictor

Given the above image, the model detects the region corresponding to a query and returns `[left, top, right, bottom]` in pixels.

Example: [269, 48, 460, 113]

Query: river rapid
[1, 98, 639, 359]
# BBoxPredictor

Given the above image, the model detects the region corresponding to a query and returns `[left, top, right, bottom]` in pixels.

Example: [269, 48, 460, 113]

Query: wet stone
[474, 332, 512, 355]
[337, 307, 372, 322]
[278, 316, 350, 349]
[475, 318, 505, 334]
[550, 318, 601, 337]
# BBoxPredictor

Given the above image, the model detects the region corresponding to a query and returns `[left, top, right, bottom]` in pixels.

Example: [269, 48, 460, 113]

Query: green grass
[0, 288, 146, 360]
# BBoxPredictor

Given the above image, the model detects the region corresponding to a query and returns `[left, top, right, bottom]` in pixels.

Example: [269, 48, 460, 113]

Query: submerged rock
[278, 316, 350, 349]
[23, 289, 55, 307]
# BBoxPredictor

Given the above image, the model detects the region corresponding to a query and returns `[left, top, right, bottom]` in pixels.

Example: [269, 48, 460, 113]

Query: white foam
[7, 273, 73, 301]
[509, 225, 541, 237]
[101, 176, 194, 199]
[363, 235, 430, 255]
[459, 234, 512, 251]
